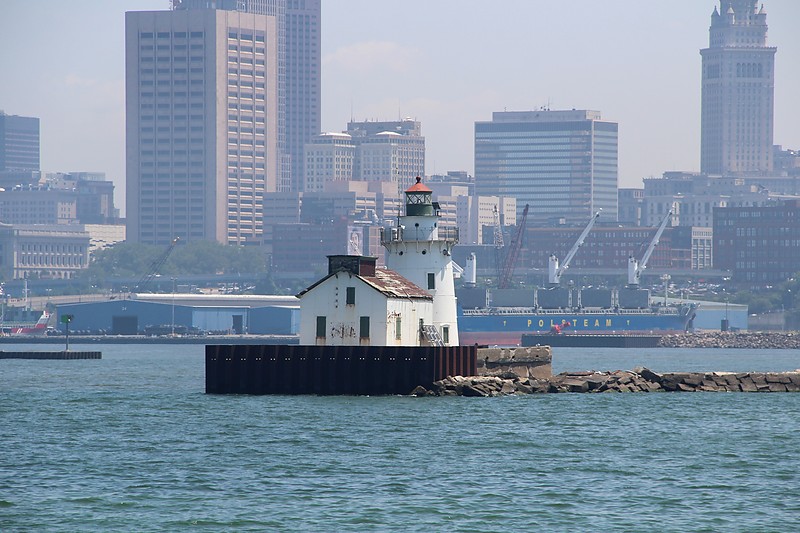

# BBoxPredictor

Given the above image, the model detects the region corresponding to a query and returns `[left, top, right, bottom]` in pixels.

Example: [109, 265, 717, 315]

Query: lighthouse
[382, 177, 459, 346]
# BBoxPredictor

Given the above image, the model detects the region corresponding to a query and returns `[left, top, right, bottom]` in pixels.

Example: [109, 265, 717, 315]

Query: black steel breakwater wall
[0, 351, 102, 360]
[206, 344, 477, 395]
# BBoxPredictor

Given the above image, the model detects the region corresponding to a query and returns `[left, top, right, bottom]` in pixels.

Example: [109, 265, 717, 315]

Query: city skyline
[1, 0, 799, 216]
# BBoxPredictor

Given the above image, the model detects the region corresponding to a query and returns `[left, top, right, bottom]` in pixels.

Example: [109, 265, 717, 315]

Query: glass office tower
[475, 110, 618, 223]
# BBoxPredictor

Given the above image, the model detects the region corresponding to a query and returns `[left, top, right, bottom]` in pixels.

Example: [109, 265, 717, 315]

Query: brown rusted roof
[362, 268, 432, 300]
[297, 267, 431, 301]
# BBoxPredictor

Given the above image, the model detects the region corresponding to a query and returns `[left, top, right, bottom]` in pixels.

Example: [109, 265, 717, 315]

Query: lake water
[2, 344, 800, 531]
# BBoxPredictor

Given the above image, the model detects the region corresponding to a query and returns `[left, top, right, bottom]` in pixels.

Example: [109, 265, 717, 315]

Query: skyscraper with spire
[700, 1, 776, 175]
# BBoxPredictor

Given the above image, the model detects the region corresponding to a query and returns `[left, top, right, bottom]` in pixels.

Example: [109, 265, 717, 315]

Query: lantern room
[405, 177, 437, 217]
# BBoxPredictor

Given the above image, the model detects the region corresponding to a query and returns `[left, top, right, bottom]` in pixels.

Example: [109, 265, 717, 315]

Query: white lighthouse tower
[382, 177, 459, 346]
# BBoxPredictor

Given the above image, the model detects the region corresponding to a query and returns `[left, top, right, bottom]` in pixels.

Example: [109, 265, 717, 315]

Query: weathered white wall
[298, 271, 432, 346]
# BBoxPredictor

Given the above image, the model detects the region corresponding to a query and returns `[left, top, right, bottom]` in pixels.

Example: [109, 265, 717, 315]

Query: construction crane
[548, 209, 601, 286]
[492, 204, 505, 283]
[134, 237, 180, 293]
[498, 204, 529, 289]
[628, 207, 673, 287]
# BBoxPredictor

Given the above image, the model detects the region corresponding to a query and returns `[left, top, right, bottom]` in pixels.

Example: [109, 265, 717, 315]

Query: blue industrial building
[689, 299, 748, 331]
[56, 299, 298, 335]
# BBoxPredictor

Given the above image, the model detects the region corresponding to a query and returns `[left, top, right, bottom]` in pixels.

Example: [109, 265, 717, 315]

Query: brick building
[713, 200, 800, 283]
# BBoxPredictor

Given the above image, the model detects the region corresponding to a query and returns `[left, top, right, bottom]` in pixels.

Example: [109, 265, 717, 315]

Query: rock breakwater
[659, 331, 800, 349]
[414, 368, 800, 396]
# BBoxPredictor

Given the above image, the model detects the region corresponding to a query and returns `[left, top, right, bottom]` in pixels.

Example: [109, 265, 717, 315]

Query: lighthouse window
[346, 286, 355, 305]
[359, 316, 370, 339]
[427, 273, 435, 290]
[316, 316, 326, 338]
[442, 326, 450, 345]
[395, 317, 402, 340]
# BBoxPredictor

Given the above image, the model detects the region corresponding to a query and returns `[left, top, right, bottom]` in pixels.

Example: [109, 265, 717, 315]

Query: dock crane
[498, 204, 529, 289]
[492, 204, 505, 283]
[548, 209, 601, 286]
[134, 237, 180, 293]
[627, 207, 673, 287]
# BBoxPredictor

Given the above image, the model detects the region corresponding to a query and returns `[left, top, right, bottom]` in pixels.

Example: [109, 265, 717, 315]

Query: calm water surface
[2, 344, 800, 531]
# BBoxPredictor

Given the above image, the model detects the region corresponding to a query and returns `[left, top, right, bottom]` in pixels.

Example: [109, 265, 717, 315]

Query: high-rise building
[283, 0, 321, 192]
[0, 112, 40, 173]
[641, 171, 797, 227]
[618, 188, 644, 227]
[452, 194, 516, 245]
[475, 110, 618, 223]
[303, 133, 355, 192]
[46, 172, 120, 224]
[125, 9, 279, 245]
[346, 119, 425, 192]
[303, 120, 426, 194]
[174, 0, 321, 192]
[714, 200, 800, 282]
[0, 186, 78, 225]
[700, 1, 776, 175]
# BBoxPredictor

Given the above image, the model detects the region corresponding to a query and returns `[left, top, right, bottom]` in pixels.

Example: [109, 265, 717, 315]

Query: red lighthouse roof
[405, 176, 431, 193]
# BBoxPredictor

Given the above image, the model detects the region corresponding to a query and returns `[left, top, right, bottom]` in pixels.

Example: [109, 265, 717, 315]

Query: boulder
[637, 367, 662, 384]
[683, 375, 703, 387]
[515, 382, 534, 394]
[739, 378, 758, 392]
[561, 378, 590, 393]
[586, 375, 611, 391]
[462, 384, 489, 397]
[766, 373, 791, 384]
[500, 381, 517, 395]
[643, 381, 663, 392]
[617, 373, 634, 385]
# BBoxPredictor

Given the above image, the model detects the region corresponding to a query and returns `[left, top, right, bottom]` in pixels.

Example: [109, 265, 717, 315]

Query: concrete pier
[0, 351, 102, 360]
[478, 346, 552, 379]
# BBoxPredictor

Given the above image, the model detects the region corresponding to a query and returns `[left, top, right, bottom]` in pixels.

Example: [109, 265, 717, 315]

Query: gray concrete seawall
[415, 368, 800, 396]
[477, 346, 552, 380]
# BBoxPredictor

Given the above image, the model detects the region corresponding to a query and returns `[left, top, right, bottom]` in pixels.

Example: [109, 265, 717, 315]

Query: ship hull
[458, 310, 691, 346]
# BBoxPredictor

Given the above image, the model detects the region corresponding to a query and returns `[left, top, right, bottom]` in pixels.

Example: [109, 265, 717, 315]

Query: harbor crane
[134, 237, 180, 293]
[498, 204, 529, 289]
[627, 207, 674, 287]
[492, 204, 505, 283]
[547, 209, 601, 286]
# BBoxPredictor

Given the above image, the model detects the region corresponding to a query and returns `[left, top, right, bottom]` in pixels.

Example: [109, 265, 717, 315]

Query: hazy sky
[1, 0, 799, 215]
